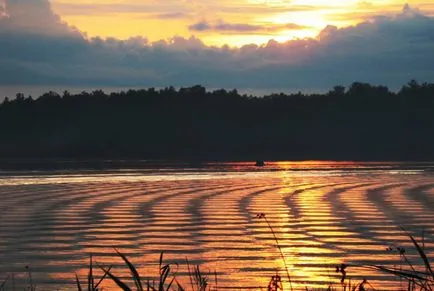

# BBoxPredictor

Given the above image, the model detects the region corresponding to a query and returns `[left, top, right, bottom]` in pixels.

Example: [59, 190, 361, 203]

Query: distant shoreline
[3, 82, 434, 162]
[1, 159, 434, 171]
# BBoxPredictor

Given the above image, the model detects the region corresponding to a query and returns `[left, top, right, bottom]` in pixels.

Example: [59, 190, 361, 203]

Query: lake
[0, 161, 433, 290]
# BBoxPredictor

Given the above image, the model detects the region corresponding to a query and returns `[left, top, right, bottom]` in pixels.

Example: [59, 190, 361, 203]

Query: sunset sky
[1, 0, 434, 97]
[50, 0, 434, 46]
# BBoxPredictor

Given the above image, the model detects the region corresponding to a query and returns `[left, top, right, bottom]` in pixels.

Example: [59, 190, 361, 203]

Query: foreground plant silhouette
[256, 213, 294, 291]
[255, 213, 433, 291]
[364, 228, 433, 291]
[97, 250, 215, 291]
[0, 266, 38, 291]
[75, 255, 112, 291]
[1, 227, 432, 290]
[73, 225, 432, 291]
[331, 228, 433, 291]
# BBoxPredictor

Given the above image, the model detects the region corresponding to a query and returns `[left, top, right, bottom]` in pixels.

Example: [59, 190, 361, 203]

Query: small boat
[255, 160, 265, 167]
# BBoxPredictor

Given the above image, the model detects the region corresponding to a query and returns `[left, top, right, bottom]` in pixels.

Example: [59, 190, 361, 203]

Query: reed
[0, 266, 36, 291]
[256, 213, 294, 291]
[75, 255, 112, 291]
[364, 228, 433, 291]
[314, 229, 433, 291]
[99, 250, 215, 291]
[0, 228, 431, 290]
[255, 214, 433, 291]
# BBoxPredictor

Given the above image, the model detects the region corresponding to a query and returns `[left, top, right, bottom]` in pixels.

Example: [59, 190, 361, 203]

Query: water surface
[0, 162, 433, 290]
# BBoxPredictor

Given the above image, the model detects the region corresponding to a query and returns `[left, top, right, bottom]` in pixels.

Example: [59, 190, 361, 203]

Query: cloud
[188, 21, 211, 31]
[51, 2, 191, 16]
[0, 0, 81, 36]
[1, 1, 434, 93]
[154, 12, 190, 19]
[188, 20, 308, 33]
[0, 1, 6, 17]
[52, 2, 321, 17]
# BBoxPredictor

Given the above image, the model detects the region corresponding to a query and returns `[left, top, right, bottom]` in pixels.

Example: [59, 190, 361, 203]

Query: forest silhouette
[1, 80, 434, 162]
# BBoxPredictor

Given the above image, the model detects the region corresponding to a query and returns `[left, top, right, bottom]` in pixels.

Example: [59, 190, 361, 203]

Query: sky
[50, 0, 434, 46]
[1, 0, 434, 97]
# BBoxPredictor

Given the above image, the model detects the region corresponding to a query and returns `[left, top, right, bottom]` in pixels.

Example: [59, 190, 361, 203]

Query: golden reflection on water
[0, 162, 433, 290]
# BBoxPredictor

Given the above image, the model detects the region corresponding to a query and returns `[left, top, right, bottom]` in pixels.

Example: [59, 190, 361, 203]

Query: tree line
[1, 81, 434, 162]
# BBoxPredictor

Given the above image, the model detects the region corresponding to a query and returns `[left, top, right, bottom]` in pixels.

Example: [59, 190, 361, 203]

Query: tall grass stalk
[257, 213, 293, 291]
[75, 255, 112, 291]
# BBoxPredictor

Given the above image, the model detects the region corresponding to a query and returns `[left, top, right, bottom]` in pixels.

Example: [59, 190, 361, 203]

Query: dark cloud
[188, 20, 308, 33]
[190, 21, 262, 32]
[154, 12, 190, 19]
[188, 21, 211, 31]
[1, 1, 434, 93]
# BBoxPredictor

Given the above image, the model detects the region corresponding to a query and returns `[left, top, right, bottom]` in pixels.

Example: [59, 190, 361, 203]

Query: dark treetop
[1, 81, 434, 162]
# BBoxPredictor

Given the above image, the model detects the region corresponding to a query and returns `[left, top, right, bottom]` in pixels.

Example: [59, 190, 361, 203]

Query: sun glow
[50, 0, 434, 47]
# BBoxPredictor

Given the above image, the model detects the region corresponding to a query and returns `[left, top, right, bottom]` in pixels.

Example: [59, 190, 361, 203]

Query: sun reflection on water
[0, 162, 433, 290]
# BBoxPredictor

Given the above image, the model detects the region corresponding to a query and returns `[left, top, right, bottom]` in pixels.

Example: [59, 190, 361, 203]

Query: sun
[256, 0, 365, 41]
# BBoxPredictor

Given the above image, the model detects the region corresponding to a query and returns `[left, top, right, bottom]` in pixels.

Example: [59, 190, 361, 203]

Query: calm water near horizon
[0, 161, 433, 290]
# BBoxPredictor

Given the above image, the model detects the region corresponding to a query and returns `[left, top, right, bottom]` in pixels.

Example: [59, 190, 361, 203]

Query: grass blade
[372, 265, 425, 282]
[214, 270, 218, 291]
[159, 265, 170, 291]
[88, 255, 93, 291]
[159, 252, 164, 270]
[257, 213, 293, 291]
[75, 273, 83, 291]
[95, 265, 113, 289]
[116, 249, 143, 291]
[165, 276, 176, 291]
[175, 279, 185, 291]
[402, 228, 433, 278]
[186, 258, 194, 291]
[100, 266, 132, 291]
